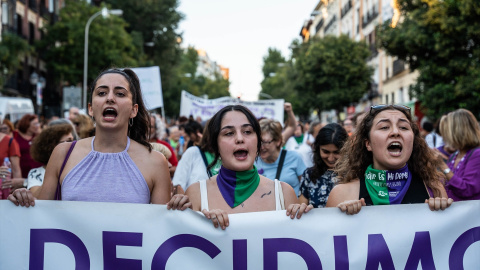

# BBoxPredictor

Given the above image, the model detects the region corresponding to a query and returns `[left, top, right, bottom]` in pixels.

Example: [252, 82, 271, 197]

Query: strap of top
[55, 141, 77, 200]
[199, 180, 209, 211]
[274, 179, 285, 210]
[197, 146, 212, 178]
[91, 136, 130, 152]
[275, 150, 287, 180]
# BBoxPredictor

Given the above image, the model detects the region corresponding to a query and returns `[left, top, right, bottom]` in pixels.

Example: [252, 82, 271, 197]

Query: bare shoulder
[129, 140, 167, 166]
[185, 182, 201, 211]
[326, 180, 360, 207]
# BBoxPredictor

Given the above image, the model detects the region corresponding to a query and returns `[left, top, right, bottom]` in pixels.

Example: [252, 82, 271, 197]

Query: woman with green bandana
[326, 104, 452, 214]
[186, 105, 313, 229]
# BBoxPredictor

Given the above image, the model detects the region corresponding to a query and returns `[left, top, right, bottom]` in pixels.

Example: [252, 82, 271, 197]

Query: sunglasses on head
[369, 104, 411, 116]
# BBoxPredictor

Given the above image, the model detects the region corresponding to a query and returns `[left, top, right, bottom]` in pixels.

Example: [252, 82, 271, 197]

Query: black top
[359, 172, 430, 205]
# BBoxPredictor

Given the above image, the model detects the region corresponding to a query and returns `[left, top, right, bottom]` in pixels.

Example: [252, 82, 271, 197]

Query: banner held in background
[131, 66, 164, 110]
[180, 90, 285, 123]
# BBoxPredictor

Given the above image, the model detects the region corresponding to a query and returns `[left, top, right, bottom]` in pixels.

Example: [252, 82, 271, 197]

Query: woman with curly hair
[326, 105, 452, 214]
[73, 114, 95, 139]
[27, 124, 75, 197]
[299, 123, 348, 208]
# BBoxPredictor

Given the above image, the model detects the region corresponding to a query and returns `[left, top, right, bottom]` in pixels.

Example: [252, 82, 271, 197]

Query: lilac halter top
[62, 137, 150, 203]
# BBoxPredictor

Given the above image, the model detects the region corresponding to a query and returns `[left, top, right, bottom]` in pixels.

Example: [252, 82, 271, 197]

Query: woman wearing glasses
[13, 114, 43, 178]
[326, 105, 452, 214]
[254, 118, 307, 196]
[186, 105, 312, 230]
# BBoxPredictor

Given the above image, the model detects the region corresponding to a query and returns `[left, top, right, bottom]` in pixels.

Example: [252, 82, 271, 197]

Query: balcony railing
[341, 1, 353, 18]
[362, 6, 379, 28]
[315, 18, 324, 33]
[367, 44, 378, 60]
[324, 15, 337, 33]
[393, 59, 405, 76]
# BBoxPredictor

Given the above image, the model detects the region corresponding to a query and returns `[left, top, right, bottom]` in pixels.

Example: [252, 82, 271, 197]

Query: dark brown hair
[30, 124, 73, 165]
[335, 105, 443, 196]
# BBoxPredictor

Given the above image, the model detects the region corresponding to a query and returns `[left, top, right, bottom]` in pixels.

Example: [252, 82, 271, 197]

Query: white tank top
[199, 179, 285, 211]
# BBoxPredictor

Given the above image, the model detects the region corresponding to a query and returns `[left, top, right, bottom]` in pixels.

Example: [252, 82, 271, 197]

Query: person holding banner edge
[326, 104, 452, 214]
[9, 68, 190, 210]
[186, 105, 312, 230]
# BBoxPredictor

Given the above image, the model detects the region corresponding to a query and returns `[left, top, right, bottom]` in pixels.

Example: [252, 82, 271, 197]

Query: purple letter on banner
[365, 234, 394, 270]
[233, 239, 247, 270]
[103, 231, 142, 270]
[29, 229, 90, 270]
[404, 231, 436, 270]
[334, 235, 349, 270]
[449, 226, 480, 270]
[263, 238, 322, 270]
[151, 234, 221, 270]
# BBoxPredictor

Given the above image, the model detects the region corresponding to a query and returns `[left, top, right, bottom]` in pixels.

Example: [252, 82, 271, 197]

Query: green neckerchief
[205, 151, 221, 175]
[294, 134, 304, 144]
[216, 165, 260, 208]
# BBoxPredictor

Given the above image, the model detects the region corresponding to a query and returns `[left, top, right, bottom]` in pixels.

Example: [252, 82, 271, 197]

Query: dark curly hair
[30, 124, 73, 165]
[206, 105, 261, 170]
[89, 68, 151, 152]
[335, 105, 443, 197]
[310, 123, 348, 182]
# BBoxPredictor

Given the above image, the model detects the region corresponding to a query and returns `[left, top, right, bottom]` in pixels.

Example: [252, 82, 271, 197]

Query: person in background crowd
[27, 124, 75, 197]
[0, 117, 22, 199]
[255, 118, 306, 196]
[169, 125, 180, 150]
[14, 114, 42, 178]
[0, 118, 15, 137]
[173, 120, 222, 194]
[327, 104, 452, 214]
[48, 118, 79, 141]
[184, 120, 203, 148]
[186, 105, 312, 229]
[436, 109, 480, 201]
[306, 121, 324, 146]
[73, 114, 95, 139]
[299, 123, 348, 208]
[423, 120, 444, 149]
[149, 114, 178, 177]
[343, 119, 354, 136]
[68, 107, 80, 122]
[9, 68, 189, 210]
[285, 122, 314, 167]
[352, 112, 366, 130]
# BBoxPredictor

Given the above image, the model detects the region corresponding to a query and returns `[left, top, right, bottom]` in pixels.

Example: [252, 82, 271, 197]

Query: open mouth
[387, 142, 403, 156]
[103, 108, 118, 120]
[234, 149, 248, 159]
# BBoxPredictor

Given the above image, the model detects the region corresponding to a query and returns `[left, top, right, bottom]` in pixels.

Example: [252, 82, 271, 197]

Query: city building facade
[301, 0, 420, 121]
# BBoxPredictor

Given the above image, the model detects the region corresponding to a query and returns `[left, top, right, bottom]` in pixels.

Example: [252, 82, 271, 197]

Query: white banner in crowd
[180, 91, 285, 123]
[1, 200, 480, 270]
[131, 66, 164, 110]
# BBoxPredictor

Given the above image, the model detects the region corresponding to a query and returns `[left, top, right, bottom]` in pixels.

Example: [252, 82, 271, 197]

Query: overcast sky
[177, 0, 318, 101]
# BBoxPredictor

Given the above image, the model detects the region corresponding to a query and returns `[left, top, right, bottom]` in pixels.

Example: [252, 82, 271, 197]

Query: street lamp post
[83, 7, 123, 110]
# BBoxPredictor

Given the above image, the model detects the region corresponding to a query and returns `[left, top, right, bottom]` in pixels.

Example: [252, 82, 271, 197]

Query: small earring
[129, 118, 133, 127]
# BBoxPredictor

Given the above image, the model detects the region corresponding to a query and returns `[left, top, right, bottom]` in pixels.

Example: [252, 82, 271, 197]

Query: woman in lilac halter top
[9, 69, 191, 210]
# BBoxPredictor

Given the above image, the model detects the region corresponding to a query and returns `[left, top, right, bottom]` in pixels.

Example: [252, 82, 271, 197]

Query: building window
[385, 94, 389, 105]
[391, 93, 395, 104]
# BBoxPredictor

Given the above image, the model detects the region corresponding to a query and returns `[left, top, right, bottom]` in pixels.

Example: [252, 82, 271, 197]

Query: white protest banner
[1, 200, 480, 269]
[180, 91, 285, 123]
[131, 66, 164, 110]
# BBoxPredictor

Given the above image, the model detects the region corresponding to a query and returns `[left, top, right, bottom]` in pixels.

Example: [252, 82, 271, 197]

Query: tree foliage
[104, 0, 184, 117]
[0, 33, 30, 88]
[37, 0, 139, 87]
[295, 35, 373, 115]
[377, 0, 480, 119]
